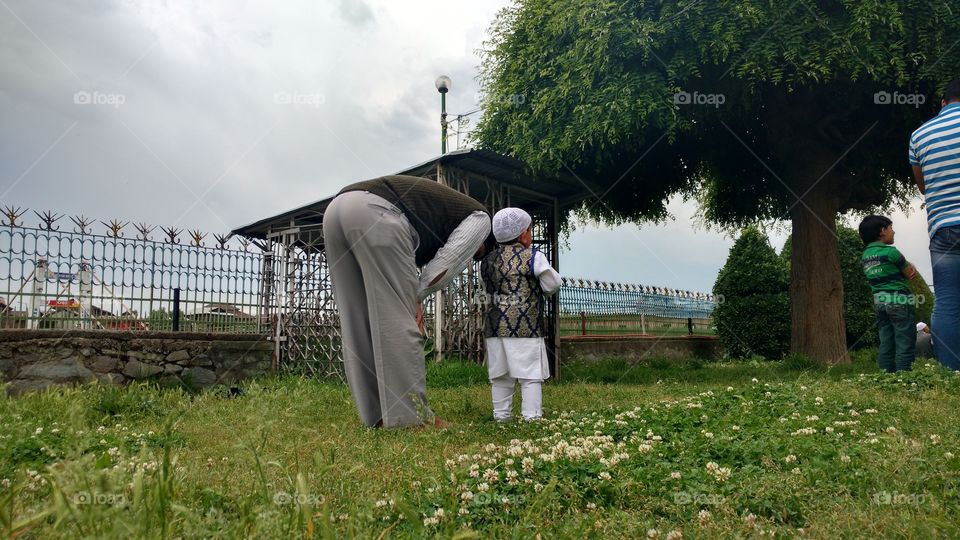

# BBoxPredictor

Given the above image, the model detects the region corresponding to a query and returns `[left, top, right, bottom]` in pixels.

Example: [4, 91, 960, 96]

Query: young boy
[859, 215, 919, 372]
[481, 208, 561, 421]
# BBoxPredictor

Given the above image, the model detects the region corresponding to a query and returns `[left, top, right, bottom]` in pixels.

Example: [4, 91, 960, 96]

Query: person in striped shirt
[859, 216, 918, 373]
[910, 79, 960, 370]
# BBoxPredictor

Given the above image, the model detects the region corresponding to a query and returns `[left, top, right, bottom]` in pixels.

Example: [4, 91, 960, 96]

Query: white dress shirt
[418, 210, 491, 300]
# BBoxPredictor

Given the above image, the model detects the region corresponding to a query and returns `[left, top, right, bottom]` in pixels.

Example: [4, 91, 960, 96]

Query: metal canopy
[230, 148, 593, 240]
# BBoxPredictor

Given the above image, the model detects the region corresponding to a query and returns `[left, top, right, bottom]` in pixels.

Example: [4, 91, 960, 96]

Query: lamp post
[435, 75, 451, 154]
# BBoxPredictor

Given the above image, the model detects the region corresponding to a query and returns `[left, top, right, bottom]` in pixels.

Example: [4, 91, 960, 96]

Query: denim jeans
[931, 225, 960, 370]
[875, 302, 916, 372]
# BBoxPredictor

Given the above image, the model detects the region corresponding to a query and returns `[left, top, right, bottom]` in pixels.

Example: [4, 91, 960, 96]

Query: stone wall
[0, 330, 273, 396]
[560, 335, 722, 363]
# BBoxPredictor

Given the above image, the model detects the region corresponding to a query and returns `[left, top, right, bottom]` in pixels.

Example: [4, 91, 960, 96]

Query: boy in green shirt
[858, 215, 919, 372]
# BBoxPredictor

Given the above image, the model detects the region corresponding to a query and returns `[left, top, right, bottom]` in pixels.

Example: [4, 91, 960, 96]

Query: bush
[713, 226, 790, 359]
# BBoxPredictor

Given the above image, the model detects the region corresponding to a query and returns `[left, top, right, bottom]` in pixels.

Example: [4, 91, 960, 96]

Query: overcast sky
[0, 0, 934, 293]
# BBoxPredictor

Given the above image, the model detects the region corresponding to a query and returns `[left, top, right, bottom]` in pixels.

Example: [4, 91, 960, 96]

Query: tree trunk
[788, 181, 848, 364]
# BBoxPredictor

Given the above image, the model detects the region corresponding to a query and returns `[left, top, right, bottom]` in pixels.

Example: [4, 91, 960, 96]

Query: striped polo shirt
[910, 102, 960, 237]
[861, 242, 912, 302]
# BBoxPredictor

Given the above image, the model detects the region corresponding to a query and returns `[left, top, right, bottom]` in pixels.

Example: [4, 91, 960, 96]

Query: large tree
[474, 0, 960, 364]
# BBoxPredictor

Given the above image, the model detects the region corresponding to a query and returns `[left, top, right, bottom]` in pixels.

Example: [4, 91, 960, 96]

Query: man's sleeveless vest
[339, 175, 488, 267]
[481, 244, 543, 338]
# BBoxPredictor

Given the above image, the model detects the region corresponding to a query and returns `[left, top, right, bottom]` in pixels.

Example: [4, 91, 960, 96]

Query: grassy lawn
[1, 352, 958, 538]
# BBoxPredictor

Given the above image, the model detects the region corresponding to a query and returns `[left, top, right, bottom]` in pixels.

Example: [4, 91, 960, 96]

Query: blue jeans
[875, 302, 916, 372]
[931, 225, 960, 370]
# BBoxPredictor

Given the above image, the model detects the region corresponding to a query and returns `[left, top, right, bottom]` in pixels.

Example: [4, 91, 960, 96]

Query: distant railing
[0, 207, 265, 333]
[559, 277, 716, 337]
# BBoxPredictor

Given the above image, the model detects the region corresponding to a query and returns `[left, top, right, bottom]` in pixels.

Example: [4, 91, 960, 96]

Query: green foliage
[475, 0, 959, 224]
[909, 272, 934, 325]
[713, 227, 790, 359]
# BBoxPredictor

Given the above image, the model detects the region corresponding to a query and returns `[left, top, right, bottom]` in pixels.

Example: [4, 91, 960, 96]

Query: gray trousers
[322, 190, 432, 428]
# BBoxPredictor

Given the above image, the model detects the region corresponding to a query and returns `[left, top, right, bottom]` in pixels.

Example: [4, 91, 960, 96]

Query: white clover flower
[930, 434, 942, 445]
[744, 513, 757, 527]
[698, 509, 711, 524]
[534, 483, 543, 492]
[791, 467, 801, 475]
[868, 438, 880, 444]
[477, 482, 489, 492]
[647, 528, 660, 539]
[670, 471, 682, 480]
[885, 426, 897, 434]
[864, 409, 878, 414]
[715, 467, 731, 482]
[765, 392, 772, 397]
[944, 452, 954, 459]
[731, 425, 741, 432]
[840, 454, 851, 464]
[666, 529, 683, 540]
[586, 502, 597, 510]
[34, 427, 43, 435]
[805, 415, 819, 422]
[458, 507, 469, 516]
[784, 454, 797, 464]
[825, 427, 834, 433]
[434, 508, 444, 518]
[598, 471, 612, 481]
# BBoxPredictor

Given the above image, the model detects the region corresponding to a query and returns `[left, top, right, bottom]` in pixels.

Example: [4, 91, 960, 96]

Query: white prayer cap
[917, 322, 928, 332]
[492, 207, 532, 243]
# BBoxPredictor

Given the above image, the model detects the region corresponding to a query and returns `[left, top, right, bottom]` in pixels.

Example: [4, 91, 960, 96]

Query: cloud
[0, 0, 934, 296]
[337, 0, 375, 27]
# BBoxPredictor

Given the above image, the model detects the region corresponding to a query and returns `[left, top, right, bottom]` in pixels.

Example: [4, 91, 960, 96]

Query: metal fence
[0, 208, 264, 333]
[0, 206, 717, 377]
[559, 277, 716, 336]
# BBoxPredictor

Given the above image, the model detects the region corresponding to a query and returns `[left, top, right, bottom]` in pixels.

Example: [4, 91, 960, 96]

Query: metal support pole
[29, 259, 48, 330]
[434, 163, 445, 362]
[172, 288, 180, 331]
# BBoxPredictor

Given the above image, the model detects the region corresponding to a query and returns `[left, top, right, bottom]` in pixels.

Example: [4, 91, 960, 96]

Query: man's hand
[913, 165, 925, 195]
[416, 302, 427, 336]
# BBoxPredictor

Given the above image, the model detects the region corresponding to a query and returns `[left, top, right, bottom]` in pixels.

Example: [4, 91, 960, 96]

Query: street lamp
[435, 75, 452, 154]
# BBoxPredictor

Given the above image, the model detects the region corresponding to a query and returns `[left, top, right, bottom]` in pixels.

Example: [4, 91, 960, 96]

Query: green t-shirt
[861, 242, 912, 303]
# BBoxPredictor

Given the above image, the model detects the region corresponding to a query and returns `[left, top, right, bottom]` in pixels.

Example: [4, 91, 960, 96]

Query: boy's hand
[903, 263, 918, 280]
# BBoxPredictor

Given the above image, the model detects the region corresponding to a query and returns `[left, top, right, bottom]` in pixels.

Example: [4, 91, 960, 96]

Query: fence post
[172, 288, 180, 331]
[579, 311, 586, 336]
[641, 313, 646, 335]
[687, 317, 693, 335]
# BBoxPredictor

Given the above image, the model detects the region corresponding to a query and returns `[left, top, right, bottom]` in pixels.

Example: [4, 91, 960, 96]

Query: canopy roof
[230, 148, 595, 241]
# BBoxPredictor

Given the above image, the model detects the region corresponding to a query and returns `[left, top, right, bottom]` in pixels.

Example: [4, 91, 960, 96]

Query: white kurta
[485, 251, 561, 381]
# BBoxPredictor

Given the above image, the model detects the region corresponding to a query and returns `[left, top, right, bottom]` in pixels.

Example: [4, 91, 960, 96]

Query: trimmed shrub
[713, 226, 790, 359]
